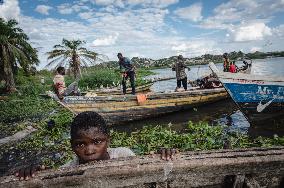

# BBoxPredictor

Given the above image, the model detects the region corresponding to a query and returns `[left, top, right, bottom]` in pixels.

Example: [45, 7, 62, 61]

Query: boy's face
[71, 127, 109, 164]
[60, 69, 65, 75]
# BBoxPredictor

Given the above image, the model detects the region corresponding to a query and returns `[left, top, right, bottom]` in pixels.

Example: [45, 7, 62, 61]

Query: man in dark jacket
[117, 53, 135, 95]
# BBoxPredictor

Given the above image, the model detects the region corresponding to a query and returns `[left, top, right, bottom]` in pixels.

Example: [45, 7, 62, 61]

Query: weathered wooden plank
[70, 94, 224, 113]
[0, 96, 8, 101]
[64, 88, 226, 103]
[66, 95, 203, 109]
[0, 126, 37, 146]
[91, 83, 153, 96]
[1, 147, 283, 188]
[65, 92, 227, 109]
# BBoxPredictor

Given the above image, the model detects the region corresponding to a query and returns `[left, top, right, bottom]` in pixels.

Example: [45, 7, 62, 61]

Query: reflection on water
[250, 57, 284, 76]
[116, 57, 284, 137]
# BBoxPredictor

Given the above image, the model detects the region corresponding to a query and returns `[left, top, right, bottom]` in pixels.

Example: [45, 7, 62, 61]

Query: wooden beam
[0, 126, 37, 146]
[1, 147, 283, 188]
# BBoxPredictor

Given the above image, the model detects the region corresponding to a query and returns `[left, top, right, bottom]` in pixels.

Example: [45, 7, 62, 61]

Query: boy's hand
[15, 165, 45, 180]
[121, 73, 127, 77]
[159, 148, 177, 161]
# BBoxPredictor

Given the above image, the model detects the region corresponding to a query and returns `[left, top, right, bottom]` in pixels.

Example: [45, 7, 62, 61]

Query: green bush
[0, 98, 58, 123]
[111, 122, 284, 155]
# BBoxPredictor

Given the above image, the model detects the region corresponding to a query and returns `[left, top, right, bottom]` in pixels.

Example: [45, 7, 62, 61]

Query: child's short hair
[70, 111, 109, 138]
[56, 66, 65, 73]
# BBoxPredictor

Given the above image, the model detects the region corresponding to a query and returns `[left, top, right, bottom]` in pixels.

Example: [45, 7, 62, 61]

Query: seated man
[53, 67, 80, 99]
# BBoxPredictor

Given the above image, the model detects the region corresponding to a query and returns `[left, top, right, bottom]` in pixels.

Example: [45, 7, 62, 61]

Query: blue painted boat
[209, 62, 284, 123]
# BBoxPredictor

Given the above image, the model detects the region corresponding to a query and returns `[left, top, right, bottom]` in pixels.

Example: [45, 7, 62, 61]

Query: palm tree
[0, 18, 39, 92]
[46, 39, 102, 79]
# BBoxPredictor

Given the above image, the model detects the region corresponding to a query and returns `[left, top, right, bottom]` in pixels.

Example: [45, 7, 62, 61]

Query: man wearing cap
[117, 53, 136, 95]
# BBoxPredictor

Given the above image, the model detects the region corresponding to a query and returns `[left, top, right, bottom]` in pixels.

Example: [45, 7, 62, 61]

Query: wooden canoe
[39, 83, 153, 98]
[62, 88, 228, 125]
[88, 82, 153, 96]
[1, 147, 283, 188]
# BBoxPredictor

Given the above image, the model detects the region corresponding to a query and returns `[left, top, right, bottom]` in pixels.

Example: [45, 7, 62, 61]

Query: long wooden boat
[39, 83, 154, 98]
[209, 62, 284, 123]
[1, 147, 283, 187]
[62, 88, 227, 125]
[88, 82, 153, 96]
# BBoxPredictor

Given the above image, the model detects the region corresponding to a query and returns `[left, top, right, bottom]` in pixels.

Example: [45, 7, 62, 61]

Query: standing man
[172, 55, 189, 91]
[223, 53, 230, 72]
[117, 53, 136, 95]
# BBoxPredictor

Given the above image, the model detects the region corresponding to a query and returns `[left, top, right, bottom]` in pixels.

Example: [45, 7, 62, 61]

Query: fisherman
[172, 55, 189, 91]
[222, 53, 230, 72]
[53, 66, 80, 100]
[117, 53, 136, 95]
[239, 59, 252, 73]
[15, 111, 176, 180]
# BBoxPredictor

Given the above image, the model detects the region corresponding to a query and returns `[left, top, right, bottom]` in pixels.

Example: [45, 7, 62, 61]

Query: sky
[1, 0, 284, 68]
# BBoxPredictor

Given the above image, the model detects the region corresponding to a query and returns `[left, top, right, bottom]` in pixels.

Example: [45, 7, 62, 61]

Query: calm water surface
[113, 57, 284, 137]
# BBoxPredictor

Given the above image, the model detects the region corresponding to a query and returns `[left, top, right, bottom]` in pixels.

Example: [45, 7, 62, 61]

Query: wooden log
[1, 147, 283, 188]
[0, 96, 8, 101]
[0, 126, 37, 146]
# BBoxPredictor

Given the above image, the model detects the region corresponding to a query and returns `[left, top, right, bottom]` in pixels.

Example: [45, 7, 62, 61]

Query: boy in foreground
[16, 111, 176, 180]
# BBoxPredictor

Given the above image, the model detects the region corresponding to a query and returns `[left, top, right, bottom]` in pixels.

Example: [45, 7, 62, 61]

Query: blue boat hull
[237, 102, 284, 122]
[223, 83, 284, 122]
[209, 62, 284, 123]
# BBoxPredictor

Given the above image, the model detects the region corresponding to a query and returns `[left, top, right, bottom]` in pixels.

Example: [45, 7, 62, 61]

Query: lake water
[113, 57, 284, 137]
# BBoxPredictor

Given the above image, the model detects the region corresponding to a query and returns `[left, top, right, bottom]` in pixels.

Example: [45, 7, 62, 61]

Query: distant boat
[209, 62, 284, 123]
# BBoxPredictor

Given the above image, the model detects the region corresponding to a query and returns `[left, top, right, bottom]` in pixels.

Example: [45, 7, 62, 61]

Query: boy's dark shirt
[119, 57, 134, 72]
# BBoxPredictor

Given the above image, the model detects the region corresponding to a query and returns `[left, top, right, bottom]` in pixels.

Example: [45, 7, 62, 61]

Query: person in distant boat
[229, 61, 237, 73]
[117, 53, 136, 95]
[223, 53, 230, 72]
[53, 66, 80, 100]
[238, 59, 252, 73]
[172, 55, 189, 91]
[15, 111, 176, 180]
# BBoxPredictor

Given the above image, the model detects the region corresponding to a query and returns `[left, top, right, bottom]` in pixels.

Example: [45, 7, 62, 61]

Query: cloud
[18, 16, 96, 69]
[250, 46, 262, 52]
[57, 3, 90, 15]
[35, 5, 52, 15]
[200, 0, 284, 30]
[89, 0, 178, 8]
[229, 22, 272, 42]
[174, 3, 203, 22]
[92, 33, 119, 46]
[57, 3, 73, 14]
[127, 0, 179, 8]
[78, 11, 94, 19]
[10, 0, 284, 69]
[0, 0, 20, 20]
[171, 39, 221, 57]
[272, 24, 284, 37]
